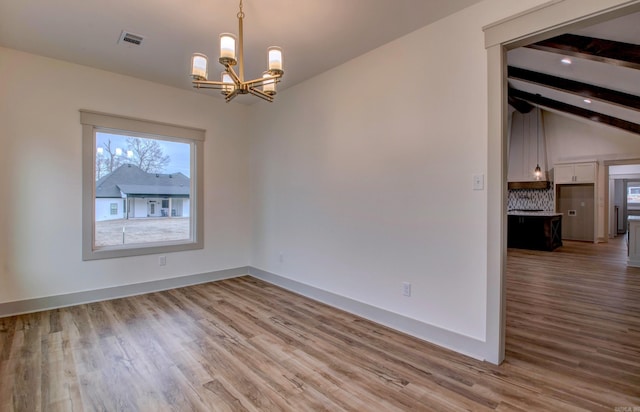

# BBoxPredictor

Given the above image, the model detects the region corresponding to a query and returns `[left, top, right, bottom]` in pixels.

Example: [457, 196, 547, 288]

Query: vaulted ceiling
[507, 11, 640, 135]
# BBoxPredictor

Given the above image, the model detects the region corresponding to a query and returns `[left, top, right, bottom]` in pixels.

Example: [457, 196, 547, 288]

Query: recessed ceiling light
[561, 58, 572, 65]
[583, 98, 592, 104]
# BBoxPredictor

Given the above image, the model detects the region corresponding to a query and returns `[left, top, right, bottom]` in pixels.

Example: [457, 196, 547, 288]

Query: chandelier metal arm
[243, 73, 281, 87]
[224, 89, 240, 102]
[193, 70, 281, 89]
[249, 87, 275, 102]
[225, 65, 242, 84]
[192, 80, 227, 89]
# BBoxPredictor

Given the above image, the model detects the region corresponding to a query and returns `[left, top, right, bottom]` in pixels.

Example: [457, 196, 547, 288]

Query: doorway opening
[487, 1, 640, 364]
[606, 160, 640, 240]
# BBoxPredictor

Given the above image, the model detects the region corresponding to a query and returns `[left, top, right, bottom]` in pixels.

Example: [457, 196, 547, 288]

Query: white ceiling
[0, 0, 484, 102]
[3, 0, 637, 119]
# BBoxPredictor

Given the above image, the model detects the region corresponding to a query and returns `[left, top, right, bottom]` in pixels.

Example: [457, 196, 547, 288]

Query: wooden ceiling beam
[509, 88, 640, 135]
[526, 34, 640, 70]
[508, 66, 640, 111]
[508, 93, 534, 113]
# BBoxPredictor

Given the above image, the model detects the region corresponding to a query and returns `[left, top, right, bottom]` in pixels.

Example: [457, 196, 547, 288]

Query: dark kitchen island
[507, 211, 563, 251]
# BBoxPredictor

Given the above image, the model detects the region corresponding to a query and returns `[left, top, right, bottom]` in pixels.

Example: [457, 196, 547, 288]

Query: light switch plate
[473, 174, 484, 190]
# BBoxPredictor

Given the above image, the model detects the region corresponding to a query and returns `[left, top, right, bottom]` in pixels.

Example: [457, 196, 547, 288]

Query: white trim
[483, 0, 640, 49]
[249, 267, 488, 361]
[485, 44, 508, 365]
[604, 158, 640, 243]
[1, 264, 489, 361]
[80, 110, 205, 141]
[482, 1, 563, 33]
[0, 267, 248, 318]
[81, 110, 205, 260]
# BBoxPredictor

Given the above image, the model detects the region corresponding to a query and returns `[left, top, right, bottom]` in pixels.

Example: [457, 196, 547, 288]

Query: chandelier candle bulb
[220, 33, 237, 64]
[262, 72, 275, 95]
[191, 53, 208, 80]
[268, 46, 283, 72]
[221, 72, 234, 94]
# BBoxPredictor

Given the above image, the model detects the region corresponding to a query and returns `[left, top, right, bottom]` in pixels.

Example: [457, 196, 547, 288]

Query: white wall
[132, 198, 147, 218]
[96, 198, 125, 221]
[0, 47, 251, 303]
[249, 0, 548, 350]
[545, 112, 640, 166]
[181, 199, 190, 218]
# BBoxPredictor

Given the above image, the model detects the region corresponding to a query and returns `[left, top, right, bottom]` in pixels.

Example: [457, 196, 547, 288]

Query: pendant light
[534, 106, 542, 180]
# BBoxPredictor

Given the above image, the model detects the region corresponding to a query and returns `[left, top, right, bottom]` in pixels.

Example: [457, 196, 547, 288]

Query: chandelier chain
[238, 0, 245, 19]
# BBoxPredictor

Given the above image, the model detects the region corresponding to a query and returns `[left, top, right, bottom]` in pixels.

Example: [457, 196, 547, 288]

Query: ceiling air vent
[118, 31, 144, 46]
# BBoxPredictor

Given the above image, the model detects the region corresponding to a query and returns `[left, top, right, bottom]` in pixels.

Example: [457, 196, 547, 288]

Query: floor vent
[118, 31, 144, 46]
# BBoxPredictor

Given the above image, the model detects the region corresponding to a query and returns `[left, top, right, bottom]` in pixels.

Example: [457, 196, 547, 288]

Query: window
[629, 183, 640, 207]
[81, 110, 205, 260]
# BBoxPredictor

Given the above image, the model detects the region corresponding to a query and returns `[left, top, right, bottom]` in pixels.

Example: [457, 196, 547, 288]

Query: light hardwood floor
[1, 237, 639, 411]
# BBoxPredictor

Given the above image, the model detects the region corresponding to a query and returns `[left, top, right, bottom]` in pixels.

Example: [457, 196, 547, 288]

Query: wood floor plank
[248, 334, 370, 411]
[11, 312, 43, 411]
[0, 236, 639, 410]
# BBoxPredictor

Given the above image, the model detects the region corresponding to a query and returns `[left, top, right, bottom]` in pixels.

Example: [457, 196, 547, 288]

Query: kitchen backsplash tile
[508, 188, 554, 211]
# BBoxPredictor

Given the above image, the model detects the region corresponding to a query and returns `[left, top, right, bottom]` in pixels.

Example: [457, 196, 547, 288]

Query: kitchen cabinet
[556, 184, 595, 241]
[554, 162, 598, 243]
[554, 162, 596, 184]
[507, 213, 563, 251]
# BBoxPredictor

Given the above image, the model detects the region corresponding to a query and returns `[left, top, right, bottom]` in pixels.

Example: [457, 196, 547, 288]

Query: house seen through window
[95, 132, 191, 247]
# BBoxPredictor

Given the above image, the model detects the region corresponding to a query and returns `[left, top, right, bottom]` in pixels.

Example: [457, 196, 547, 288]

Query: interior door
[557, 184, 595, 241]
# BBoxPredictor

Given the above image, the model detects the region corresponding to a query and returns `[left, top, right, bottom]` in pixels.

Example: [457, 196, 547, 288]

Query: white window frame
[81, 110, 205, 260]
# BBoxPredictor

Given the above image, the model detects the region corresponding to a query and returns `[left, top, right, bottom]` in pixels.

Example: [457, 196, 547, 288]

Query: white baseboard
[0, 266, 249, 318]
[249, 267, 488, 361]
[1, 265, 490, 362]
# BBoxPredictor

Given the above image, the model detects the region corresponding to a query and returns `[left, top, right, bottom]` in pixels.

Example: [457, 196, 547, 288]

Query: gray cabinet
[554, 162, 598, 243]
[556, 184, 595, 241]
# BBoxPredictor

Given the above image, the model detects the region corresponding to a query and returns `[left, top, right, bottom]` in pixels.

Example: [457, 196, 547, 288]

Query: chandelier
[190, 0, 284, 103]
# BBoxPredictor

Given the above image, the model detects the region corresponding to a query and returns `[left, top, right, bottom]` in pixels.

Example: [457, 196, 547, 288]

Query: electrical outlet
[159, 256, 166, 266]
[279, 253, 284, 263]
[402, 282, 411, 297]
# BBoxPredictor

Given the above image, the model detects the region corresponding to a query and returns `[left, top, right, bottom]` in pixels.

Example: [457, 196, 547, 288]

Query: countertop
[629, 216, 640, 222]
[508, 211, 563, 217]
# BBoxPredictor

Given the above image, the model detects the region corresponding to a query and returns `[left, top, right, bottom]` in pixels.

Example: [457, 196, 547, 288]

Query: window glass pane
[95, 131, 192, 248]
[629, 184, 640, 205]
